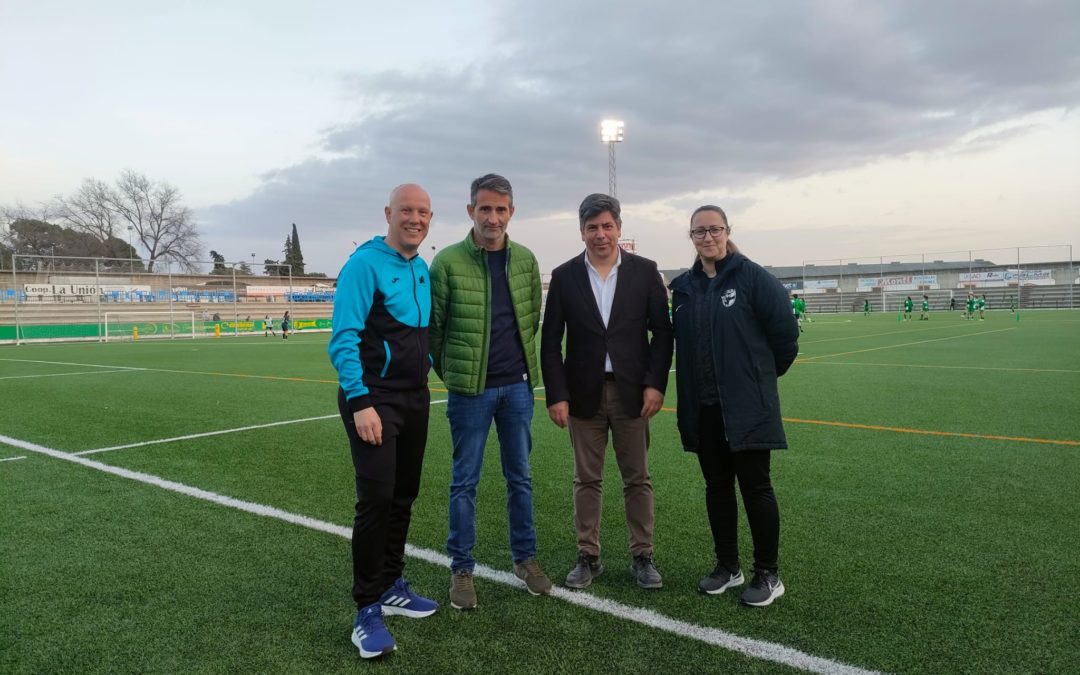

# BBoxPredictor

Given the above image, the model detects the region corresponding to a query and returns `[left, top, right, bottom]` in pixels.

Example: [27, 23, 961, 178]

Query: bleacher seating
[285, 290, 335, 302]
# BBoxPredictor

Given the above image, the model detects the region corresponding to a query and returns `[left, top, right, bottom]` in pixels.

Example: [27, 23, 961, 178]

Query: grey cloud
[203, 0, 1080, 273]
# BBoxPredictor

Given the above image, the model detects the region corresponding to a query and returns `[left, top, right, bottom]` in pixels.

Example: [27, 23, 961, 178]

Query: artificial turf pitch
[2, 309, 1078, 674]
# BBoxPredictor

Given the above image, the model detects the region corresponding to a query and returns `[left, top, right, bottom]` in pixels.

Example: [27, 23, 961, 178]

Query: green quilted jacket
[429, 231, 542, 395]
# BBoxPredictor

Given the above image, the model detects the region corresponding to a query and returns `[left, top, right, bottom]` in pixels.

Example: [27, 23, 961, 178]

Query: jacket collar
[571, 251, 620, 327]
[360, 235, 415, 262]
[462, 230, 514, 259]
[671, 253, 744, 292]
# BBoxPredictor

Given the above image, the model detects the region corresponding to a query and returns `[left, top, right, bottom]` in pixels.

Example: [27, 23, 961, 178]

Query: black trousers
[695, 404, 780, 574]
[337, 386, 430, 609]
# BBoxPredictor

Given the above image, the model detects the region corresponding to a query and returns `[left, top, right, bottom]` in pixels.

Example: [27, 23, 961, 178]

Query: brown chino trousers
[567, 378, 654, 558]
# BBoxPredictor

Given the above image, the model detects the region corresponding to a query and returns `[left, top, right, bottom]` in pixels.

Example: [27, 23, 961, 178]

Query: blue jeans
[446, 380, 537, 572]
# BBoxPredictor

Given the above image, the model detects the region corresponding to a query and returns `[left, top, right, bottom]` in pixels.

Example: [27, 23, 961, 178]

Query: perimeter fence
[0, 255, 337, 344]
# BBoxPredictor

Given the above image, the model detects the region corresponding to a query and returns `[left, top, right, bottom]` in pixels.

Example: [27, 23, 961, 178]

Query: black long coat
[669, 254, 799, 452]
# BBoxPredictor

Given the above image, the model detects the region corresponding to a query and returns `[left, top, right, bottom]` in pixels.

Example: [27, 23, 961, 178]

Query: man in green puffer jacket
[429, 173, 551, 610]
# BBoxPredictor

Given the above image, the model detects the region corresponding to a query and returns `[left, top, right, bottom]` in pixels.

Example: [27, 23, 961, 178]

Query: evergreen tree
[208, 250, 229, 275]
[284, 222, 305, 276]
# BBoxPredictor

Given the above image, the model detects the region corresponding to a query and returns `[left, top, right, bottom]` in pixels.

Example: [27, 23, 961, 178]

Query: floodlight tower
[600, 119, 624, 198]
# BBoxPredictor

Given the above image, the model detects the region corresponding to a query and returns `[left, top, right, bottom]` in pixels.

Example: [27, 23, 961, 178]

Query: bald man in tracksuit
[329, 183, 438, 659]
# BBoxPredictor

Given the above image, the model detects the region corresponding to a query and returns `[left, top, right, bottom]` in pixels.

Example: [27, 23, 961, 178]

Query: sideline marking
[0, 455, 27, 462]
[0, 369, 140, 381]
[782, 418, 1078, 447]
[796, 361, 1080, 375]
[797, 328, 1015, 362]
[0, 431, 879, 675]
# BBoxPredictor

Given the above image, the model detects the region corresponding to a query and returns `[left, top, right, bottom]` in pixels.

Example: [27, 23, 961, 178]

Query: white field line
[73, 399, 472, 456]
[0, 455, 28, 462]
[0, 358, 336, 385]
[0, 369, 140, 381]
[797, 327, 1015, 363]
[0, 358, 144, 370]
[74, 414, 341, 456]
[798, 321, 991, 345]
[795, 361, 1080, 375]
[0, 431, 879, 675]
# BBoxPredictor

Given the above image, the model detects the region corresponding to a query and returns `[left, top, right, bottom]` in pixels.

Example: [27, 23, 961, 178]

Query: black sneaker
[631, 555, 663, 589]
[698, 563, 744, 595]
[740, 568, 785, 607]
[564, 552, 603, 589]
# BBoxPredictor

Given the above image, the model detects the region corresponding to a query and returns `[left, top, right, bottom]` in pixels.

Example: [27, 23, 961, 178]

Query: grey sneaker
[740, 568, 785, 607]
[698, 564, 744, 595]
[513, 559, 553, 596]
[449, 569, 477, 610]
[632, 555, 663, 589]
[564, 552, 603, 589]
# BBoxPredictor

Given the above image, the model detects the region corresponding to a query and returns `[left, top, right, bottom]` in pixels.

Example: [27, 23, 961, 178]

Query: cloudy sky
[3, 0, 1078, 275]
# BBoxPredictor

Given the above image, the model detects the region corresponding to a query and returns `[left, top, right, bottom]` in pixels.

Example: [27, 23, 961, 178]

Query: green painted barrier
[0, 317, 333, 341]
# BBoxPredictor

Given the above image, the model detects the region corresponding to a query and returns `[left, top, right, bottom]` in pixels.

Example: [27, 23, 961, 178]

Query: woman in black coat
[668, 205, 799, 607]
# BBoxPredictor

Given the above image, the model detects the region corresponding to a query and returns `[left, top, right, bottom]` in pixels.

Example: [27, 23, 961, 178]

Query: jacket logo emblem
[419, 275, 425, 284]
[391, 277, 400, 284]
[722, 289, 737, 307]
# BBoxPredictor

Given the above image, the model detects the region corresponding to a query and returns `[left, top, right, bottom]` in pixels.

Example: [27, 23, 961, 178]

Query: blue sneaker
[351, 604, 395, 659]
[380, 577, 438, 618]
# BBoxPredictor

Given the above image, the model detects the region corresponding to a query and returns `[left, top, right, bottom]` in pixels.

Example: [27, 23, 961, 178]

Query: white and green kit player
[920, 295, 929, 321]
[791, 294, 806, 332]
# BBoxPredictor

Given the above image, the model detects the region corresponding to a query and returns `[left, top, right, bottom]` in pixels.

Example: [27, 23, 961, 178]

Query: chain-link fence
[0, 254, 338, 344]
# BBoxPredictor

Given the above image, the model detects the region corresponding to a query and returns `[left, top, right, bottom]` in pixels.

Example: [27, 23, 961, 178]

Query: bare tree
[54, 178, 120, 243]
[105, 170, 202, 272]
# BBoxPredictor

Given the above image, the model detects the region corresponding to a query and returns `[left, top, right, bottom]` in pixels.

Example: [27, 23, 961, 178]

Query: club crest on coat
[721, 288, 737, 307]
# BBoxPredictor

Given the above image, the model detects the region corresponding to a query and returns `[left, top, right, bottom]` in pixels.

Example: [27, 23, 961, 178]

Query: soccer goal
[103, 311, 198, 342]
[883, 290, 955, 315]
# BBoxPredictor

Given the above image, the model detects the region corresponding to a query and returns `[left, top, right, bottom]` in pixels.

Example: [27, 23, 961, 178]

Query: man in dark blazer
[541, 193, 674, 590]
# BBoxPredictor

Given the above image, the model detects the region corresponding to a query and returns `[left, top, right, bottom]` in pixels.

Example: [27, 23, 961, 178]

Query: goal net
[103, 311, 199, 342]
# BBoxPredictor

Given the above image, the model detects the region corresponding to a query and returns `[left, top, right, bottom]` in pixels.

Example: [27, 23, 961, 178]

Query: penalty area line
[0, 432, 879, 675]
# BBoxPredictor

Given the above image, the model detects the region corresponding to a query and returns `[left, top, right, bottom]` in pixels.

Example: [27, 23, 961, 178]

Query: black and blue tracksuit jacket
[329, 236, 431, 413]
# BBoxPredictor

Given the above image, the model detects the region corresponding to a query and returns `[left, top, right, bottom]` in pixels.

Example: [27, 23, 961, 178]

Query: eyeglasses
[689, 226, 729, 240]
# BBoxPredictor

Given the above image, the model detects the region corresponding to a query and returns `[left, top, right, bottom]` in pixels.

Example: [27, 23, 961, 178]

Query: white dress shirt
[584, 250, 622, 373]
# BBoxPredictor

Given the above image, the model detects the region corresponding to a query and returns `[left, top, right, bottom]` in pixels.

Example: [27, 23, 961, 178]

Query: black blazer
[541, 251, 674, 419]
